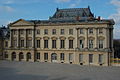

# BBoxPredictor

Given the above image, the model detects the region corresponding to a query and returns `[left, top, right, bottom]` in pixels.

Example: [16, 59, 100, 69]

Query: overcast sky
[0, 0, 120, 39]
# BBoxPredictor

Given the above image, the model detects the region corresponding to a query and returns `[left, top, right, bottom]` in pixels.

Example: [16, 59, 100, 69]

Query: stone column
[10, 30, 12, 47]
[76, 28, 79, 49]
[57, 39, 60, 49]
[41, 38, 44, 49]
[65, 39, 68, 50]
[24, 29, 27, 48]
[49, 39, 52, 49]
[17, 29, 19, 48]
[95, 28, 98, 49]
[105, 28, 109, 49]
[32, 29, 34, 48]
[85, 28, 88, 49]
[16, 53, 19, 61]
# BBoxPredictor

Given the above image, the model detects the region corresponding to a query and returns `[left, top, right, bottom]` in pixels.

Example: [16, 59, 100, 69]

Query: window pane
[61, 29, 64, 35]
[37, 40, 40, 48]
[44, 29, 48, 35]
[60, 40, 65, 48]
[52, 40, 56, 48]
[89, 28, 93, 34]
[60, 53, 64, 60]
[37, 29, 40, 34]
[69, 29, 73, 35]
[52, 29, 56, 35]
[44, 40, 48, 48]
[44, 53, 48, 60]
[80, 29, 84, 34]
[69, 53, 73, 61]
[99, 54, 103, 63]
[99, 40, 104, 49]
[80, 40, 84, 48]
[89, 54, 93, 63]
[79, 54, 83, 62]
[69, 40, 73, 48]
[89, 40, 93, 48]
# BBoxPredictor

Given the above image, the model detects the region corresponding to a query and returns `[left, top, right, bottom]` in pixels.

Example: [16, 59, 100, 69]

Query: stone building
[3, 7, 115, 66]
[0, 26, 9, 59]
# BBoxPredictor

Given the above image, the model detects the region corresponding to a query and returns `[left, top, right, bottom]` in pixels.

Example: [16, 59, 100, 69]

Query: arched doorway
[12, 52, 16, 61]
[26, 52, 31, 61]
[51, 53, 57, 62]
[19, 52, 24, 61]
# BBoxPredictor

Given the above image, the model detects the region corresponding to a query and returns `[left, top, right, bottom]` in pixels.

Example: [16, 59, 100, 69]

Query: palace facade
[2, 7, 115, 66]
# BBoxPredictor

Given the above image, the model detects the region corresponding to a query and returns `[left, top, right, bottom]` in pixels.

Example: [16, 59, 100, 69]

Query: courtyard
[0, 60, 120, 80]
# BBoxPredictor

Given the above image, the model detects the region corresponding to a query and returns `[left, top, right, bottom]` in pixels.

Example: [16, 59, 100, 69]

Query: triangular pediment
[9, 19, 34, 26]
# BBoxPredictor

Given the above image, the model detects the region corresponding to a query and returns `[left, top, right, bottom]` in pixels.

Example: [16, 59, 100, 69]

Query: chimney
[56, 8, 59, 11]
[98, 16, 101, 21]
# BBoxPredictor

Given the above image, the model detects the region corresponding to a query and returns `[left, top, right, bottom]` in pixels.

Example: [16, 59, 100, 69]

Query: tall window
[13, 40, 17, 47]
[79, 54, 83, 62]
[37, 29, 40, 34]
[69, 29, 73, 35]
[69, 53, 73, 61]
[60, 40, 65, 48]
[99, 40, 104, 49]
[27, 29, 32, 34]
[80, 40, 84, 49]
[44, 53, 48, 60]
[99, 28, 103, 34]
[36, 40, 40, 48]
[80, 29, 84, 34]
[20, 29, 24, 34]
[89, 28, 93, 34]
[69, 40, 73, 48]
[36, 52, 40, 59]
[89, 54, 93, 63]
[5, 41, 8, 47]
[20, 40, 24, 47]
[89, 40, 93, 49]
[27, 40, 32, 47]
[99, 54, 103, 63]
[44, 29, 48, 35]
[60, 53, 65, 60]
[13, 30, 17, 35]
[44, 40, 48, 48]
[4, 52, 8, 58]
[52, 29, 56, 35]
[52, 40, 56, 48]
[61, 29, 64, 35]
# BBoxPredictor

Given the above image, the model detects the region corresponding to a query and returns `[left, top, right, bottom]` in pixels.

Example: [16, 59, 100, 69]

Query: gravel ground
[0, 60, 120, 80]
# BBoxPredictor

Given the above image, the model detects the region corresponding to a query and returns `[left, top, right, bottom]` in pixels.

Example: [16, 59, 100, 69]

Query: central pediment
[9, 19, 34, 26]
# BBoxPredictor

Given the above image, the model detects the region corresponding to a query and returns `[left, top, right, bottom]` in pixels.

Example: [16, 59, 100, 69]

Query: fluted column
[24, 29, 27, 48]
[85, 28, 88, 49]
[105, 28, 109, 49]
[32, 29, 34, 48]
[95, 28, 98, 48]
[10, 30, 12, 47]
[17, 29, 19, 48]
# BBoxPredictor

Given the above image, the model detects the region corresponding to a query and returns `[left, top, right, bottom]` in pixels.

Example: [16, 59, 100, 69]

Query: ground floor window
[36, 53, 40, 59]
[44, 53, 48, 60]
[27, 53, 31, 59]
[4, 52, 8, 58]
[51, 53, 57, 61]
[79, 54, 83, 62]
[60, 53, 64, 60]
[69, 53, 74, 61]
[89, 54, 93, 63]
[99, 54, 103, 63]
[19, 53, 24, 60]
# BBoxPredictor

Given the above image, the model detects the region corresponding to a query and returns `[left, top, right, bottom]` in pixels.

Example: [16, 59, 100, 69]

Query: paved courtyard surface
[0, 61, 120, 80]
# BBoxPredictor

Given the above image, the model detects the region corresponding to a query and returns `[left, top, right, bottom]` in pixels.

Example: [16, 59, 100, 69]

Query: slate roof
[49, 7, 94, 21]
